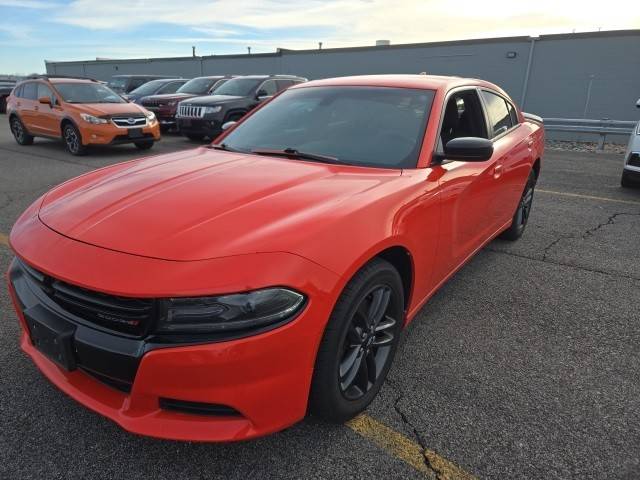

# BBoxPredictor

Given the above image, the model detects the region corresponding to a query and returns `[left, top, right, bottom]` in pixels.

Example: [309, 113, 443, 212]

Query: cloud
[0, 24, 34, 42]
[0, 0, 55, 7]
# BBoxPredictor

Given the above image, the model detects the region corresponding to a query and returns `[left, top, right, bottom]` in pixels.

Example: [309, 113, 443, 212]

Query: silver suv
[621, 98, 640, 188]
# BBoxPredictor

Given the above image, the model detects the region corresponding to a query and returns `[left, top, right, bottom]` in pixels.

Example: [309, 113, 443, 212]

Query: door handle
[493, 164, 503, 179]
[527, 139, 534, 148]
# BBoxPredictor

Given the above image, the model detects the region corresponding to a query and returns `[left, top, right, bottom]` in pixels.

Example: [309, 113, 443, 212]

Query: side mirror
[443, 137, 493, 162]
[38, 96, 51, 105]
[256, 89, 271, 101]
[636, 98, 640, 108]
[221, 121, 237, 131]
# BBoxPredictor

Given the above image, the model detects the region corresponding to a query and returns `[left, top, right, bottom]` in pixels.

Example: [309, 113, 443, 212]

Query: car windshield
[107, 77, 127, 90]
[213, 78, 262, 97]
[129, 79, 171, 96]
[221, 86, 435, 168]
[177, 78, 216, 95]
[55, 83, 126, 104]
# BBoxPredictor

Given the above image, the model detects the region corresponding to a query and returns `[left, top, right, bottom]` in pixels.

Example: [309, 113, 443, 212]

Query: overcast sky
[1, 0, 638, 74]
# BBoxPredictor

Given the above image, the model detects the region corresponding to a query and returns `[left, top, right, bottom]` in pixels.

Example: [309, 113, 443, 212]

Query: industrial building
[46, 29, 640, 137]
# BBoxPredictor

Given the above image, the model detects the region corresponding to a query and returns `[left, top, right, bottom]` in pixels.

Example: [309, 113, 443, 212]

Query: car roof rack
[26, 74, 99, 82]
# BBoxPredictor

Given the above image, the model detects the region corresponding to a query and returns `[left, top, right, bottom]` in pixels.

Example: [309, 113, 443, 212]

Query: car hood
[72, 103, 148, 117]
[38, 149, 402, 261]
[141, 93, 196, 103]
[182, 95, 243, 105]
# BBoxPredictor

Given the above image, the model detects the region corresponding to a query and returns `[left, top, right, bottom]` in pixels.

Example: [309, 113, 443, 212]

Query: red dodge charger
[7, 75, 544, 441]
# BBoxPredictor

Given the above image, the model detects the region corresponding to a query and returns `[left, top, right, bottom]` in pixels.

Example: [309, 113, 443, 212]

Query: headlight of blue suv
[80, 113, 107, 124]
[204, 105, 222, 114]
[158, 288, 306, 334]
[145, 111, 156, 121]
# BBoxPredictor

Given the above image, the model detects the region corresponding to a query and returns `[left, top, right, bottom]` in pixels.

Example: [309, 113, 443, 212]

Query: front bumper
[142, 105, 178, 125]
[79, 121, 161, 146]
[7, 213, 339, 441]
[177, 117, 222, 138]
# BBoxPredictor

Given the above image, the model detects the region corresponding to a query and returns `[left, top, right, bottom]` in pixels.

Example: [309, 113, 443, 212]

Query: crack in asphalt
[385, 378, 442, 479]
[582, 212, 640, 239]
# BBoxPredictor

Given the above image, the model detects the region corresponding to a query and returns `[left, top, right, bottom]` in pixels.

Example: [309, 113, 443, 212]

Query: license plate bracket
[128, 128, 144, 138]
[24, 305, 77, 371]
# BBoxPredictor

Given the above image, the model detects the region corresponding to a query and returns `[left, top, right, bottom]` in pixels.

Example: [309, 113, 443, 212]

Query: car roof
[47, 77, 96, 84]
[292, 74, 505, 94]
[111, 74, 167, 78]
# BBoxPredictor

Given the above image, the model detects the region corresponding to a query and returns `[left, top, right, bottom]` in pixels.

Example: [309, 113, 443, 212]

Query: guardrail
[542, 117, 637, 150]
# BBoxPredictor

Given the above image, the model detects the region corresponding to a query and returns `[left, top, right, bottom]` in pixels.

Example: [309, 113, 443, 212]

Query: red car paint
[8, 75, 544, 441]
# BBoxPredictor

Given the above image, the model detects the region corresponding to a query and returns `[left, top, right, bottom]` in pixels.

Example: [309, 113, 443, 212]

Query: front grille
[178, 104, 205, 118]
[81, 368, 133, 393]
[628, 153, 640, 168]
[112, 116, 147, 128]
[19, 260, 155, 337]
[159, 398, 242, 417]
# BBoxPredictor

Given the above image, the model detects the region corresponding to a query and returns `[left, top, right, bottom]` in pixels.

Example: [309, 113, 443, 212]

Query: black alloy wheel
[63, 123, 87, 156]
[310, 258, 404, 422]
[500, 169, 536, 241]
[10, 116, 34, 145]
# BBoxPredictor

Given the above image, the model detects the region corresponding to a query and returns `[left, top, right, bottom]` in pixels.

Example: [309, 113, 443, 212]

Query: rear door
[479, 89, 533, 225]
[17, 81, 38, 131]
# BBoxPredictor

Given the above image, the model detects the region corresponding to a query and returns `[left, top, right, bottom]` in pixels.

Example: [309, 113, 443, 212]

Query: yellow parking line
[537, 189, 640, 206]
[346, 414, 476, 480]
[0, 232, 8, 247]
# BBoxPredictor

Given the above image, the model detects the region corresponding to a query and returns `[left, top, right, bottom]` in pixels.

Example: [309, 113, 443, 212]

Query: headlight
[145, 111, 156, 121]
[80, 113, 107, 124]
[157, 288, 306, 334]
[204, 105, 222, 114]
[167, 100, 177, 106]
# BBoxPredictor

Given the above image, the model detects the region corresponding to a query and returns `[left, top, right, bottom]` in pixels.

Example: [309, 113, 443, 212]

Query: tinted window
[158, 80, 184, 94]
[37, 83, 55, 103]
[22, 82, 37, 100]
[129, 79, 168, 96]
[128, 78, 148, 90]
[276, 79, 294, 90]
[108, 77, 127, 90]
[258, 80, 278, 97]
[214, 78, 262, 97]
[507, 101, 519, 125]
[55, 82, 126, 104]
[481, 90, 512, 137]
[14, 84, 23, 97]
[177, 77, 217, 95]
[223, 86, 435, 169]
[440, 90, 488, 147]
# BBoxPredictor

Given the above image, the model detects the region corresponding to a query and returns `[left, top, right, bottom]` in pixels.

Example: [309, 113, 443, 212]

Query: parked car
[7, 74, 543, 441]
[177, 74, 306, 141]
[0, 80, 16, 114]
[621, 98, 640, 188]
[123, 78, 187, 104]
[141, 75, 234, 130]
[6, 75, 160, 155]
[107, 74, 171, 94]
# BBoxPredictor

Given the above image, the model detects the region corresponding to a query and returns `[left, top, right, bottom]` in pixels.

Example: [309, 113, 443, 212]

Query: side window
[276, 79, 294, 91]
[22, 82, 38, 100]
[481, 90, 513, 137]
[37, 83, 55, 104]
[439, 89, 489, 148]
[258, 80, 278, 97]
[158, 81, 182, 94]
[507, 101, 519, 126]
[14, 85, 23, 97]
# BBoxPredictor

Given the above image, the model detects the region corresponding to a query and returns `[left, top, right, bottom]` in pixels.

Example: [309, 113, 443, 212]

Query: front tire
[500, 169, 536, 241]
[134, 140, 154, 150]
[309, 258, 404, 422]
[10, 116, 34, 145]
[621, 171, 637, 188]
[62, 123, 87, 156]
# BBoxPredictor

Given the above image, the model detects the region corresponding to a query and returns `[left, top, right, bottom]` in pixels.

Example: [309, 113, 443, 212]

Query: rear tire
[500, 169, 536, 241]
[10, 116, 34, 145]
[309, 258, 404, 422]
[62, 123, 87, 156]
[134, 140, 154, 150]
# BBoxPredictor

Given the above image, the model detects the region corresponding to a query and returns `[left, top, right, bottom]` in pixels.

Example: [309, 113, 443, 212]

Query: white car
[621, 98, 640, 188]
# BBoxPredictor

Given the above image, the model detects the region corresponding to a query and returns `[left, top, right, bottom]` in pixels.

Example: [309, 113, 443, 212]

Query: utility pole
[192, 46, 196, 57]
[247, 46, 251, 55]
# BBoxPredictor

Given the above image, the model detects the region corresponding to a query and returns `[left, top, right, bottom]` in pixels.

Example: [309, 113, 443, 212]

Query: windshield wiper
[209, 143, 242, 152]
[251, 147, 340, 164]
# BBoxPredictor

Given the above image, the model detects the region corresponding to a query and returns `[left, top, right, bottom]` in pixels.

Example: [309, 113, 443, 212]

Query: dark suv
[141, 75, 234, 130]
[107, 75, 171, 94]
[176, 75, 306, 140]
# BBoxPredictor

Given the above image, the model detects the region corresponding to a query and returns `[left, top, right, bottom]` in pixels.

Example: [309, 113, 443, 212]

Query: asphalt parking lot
[1, 115, 639, 480]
